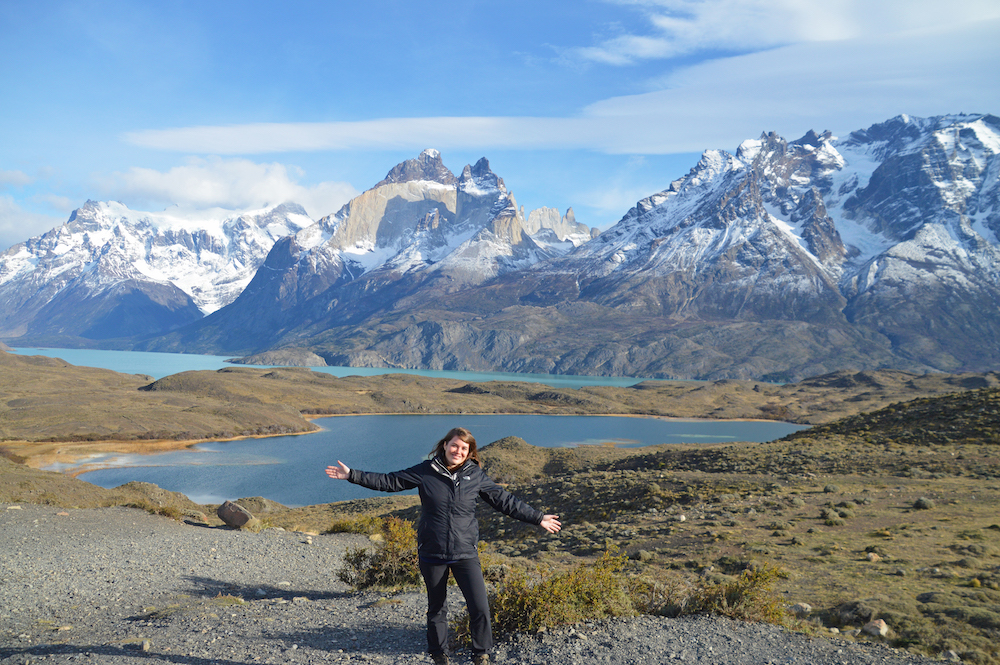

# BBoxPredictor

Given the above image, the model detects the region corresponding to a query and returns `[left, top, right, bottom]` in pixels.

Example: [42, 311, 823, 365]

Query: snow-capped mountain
[296, 151, 564, 289]
[153, 113, 999, 381]
[0, 201, 314, 340]
[5, 115, 998, 381]
[521, 113, 1000, 376]
[523, 207, 596, 253]
[124, 150, 592, 354]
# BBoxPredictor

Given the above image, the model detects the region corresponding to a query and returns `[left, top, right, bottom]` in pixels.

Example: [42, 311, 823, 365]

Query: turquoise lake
[9, 347, 651, 388]
[11, 348, 806, 507]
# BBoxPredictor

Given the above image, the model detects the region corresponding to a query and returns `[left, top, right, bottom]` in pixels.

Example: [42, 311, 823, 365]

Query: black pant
[419, 557, 492, 656]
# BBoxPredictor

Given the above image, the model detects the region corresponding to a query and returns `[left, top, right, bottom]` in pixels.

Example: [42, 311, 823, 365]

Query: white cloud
[582, 19, 1000, 152]
[578, 0, 1000, 64]
[0, 170, 33, 188]
[125, 118, 593, 154]
[121, 18, 999, 159]
[36, 193, 76, 212]
[94, 157, 359, 219]
[0, 194, 65, 251]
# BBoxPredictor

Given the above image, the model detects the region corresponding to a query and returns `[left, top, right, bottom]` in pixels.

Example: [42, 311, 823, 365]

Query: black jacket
[348, 457, 544, 560]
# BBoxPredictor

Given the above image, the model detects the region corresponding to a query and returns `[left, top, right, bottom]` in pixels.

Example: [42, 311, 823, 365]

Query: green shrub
[456, 550, 637, 641]
[453, 553, 786, 645]
[681, 564, 787, 624]
[325, 514, 385, 535]
[337, 516, 421, 590]
[628, 571, 699, 618]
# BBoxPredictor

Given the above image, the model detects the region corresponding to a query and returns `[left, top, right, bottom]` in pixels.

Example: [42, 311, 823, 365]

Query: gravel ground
[1, 504, 941, 665]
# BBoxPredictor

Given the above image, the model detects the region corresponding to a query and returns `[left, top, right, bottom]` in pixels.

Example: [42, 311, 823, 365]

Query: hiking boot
[430, 653, 449, 665]
[472, 655, 490, 665]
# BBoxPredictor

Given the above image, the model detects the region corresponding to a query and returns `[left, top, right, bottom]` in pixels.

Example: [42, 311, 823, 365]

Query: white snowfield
[551, 113, 999, 302]
[0, 200, 314, 315]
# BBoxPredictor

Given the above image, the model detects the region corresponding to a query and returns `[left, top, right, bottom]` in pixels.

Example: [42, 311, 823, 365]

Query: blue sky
[2, 0, 999, 249]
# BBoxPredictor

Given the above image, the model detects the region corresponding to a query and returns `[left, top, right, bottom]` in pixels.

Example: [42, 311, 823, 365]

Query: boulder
[789, 602, 812, 618]
[863, 619, 889, 637]
[235, 497, 288, 514]
[218, 500, 256, 529]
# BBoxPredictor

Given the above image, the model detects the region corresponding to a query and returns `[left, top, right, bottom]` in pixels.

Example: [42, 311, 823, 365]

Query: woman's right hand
[325, 461, 351, 481]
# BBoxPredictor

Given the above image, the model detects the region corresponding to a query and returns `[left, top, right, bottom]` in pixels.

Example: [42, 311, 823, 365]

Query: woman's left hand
[325, 461, 351, 480]
[540, 514, 562, 533]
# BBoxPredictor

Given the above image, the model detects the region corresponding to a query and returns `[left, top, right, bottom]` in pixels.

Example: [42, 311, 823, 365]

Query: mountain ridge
[2, 114, 998, 381]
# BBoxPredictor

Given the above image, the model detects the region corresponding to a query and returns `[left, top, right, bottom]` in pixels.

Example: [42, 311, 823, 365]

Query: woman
[326, 426, 561, 665]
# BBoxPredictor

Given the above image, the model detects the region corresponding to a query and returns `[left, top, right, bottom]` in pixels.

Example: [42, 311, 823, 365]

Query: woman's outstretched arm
[327, 461, 425, 492]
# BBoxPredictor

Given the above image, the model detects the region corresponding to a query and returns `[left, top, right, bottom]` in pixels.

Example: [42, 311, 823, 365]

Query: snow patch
[0, 201, 316, 315]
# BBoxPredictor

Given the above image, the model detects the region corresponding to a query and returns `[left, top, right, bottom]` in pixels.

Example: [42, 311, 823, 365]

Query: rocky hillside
[4, 346, 1000, 454]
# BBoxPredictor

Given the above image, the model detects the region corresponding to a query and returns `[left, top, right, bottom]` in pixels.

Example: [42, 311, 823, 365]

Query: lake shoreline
[4, 411, 790, 476]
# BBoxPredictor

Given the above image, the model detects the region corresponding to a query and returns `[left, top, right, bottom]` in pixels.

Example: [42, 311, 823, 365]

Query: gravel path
[1, 504, 941, 665]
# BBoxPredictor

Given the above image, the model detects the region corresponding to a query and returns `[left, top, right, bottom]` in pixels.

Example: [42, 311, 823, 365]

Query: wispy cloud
[0, 170, 33, 188]
[122, 15, 1000, 159]
[124, 118, 597, 154]
[93, 157, 358, 219]
[580, 21, 1000, 153]
[574, 0, 1000, 64]
[0, 194, 64, 250]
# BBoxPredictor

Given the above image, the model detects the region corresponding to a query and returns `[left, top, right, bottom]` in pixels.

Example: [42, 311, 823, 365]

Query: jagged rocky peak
[68, 199, 104, 221]
[839, 114, 929, 154]
[837, 113, 1000, 243]
[266, 201, 310, 217]
[791, 129, 832, 149]
[376, 149, 457, 187]
[524, 206, 593, 243]
[737, 129, 836, 166]
[837, 113, 993, 161]
[63, 200, 125, 231]
[459, 157, 504, 194]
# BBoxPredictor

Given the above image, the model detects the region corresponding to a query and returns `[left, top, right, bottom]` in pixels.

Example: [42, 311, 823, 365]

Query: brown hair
[429, 427, 479, 465]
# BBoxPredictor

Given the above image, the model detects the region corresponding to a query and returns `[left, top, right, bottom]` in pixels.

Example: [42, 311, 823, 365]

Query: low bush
[325, 514, 386, 535]
[683, 564, 787, 624]
[454, 553, 786, 645]
[456, 550, 637, 641]
[336, 516, 421, 590]
[122, 499, 184, 521]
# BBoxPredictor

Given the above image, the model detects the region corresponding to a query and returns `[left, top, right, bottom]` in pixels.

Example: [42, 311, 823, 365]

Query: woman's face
[443, 435, 470, 468]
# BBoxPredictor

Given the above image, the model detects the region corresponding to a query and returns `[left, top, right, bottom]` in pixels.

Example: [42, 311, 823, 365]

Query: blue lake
[68, 414, 805, 507]
[10, 348, 805, 507]
[9, 347, 653, 389]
